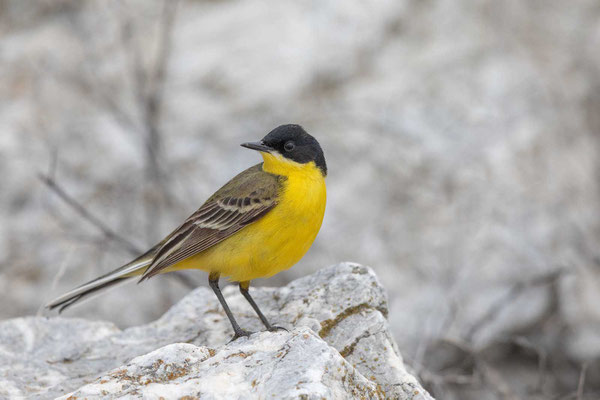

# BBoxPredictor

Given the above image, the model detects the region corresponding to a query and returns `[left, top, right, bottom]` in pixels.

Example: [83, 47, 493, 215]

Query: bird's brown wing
[139, 164, 282, 281]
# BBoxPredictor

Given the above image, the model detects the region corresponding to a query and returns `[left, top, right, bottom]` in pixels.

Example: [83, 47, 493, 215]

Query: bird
[46, 124, 327, 341]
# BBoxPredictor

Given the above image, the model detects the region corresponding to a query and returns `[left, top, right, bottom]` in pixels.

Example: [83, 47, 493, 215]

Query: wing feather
[139, 164, 281, 281]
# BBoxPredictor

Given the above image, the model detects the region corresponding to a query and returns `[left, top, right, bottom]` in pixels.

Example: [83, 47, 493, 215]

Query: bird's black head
[241, 124, 327, 176]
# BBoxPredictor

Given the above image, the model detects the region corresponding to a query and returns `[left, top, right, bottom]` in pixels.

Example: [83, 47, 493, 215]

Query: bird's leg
[208, 272, 252, 341]
[239, 281, 287, 332]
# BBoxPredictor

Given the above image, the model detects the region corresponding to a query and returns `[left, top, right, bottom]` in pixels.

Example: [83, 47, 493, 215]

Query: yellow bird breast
[172, 156, 326, 282]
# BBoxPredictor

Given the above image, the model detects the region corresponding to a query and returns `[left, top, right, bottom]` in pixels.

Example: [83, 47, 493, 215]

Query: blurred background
[1, 0, 600, 398]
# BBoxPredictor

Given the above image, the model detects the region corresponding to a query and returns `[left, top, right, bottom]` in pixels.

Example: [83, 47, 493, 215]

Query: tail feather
[46, 253, 154, 313]
[48, 277, 132, 313]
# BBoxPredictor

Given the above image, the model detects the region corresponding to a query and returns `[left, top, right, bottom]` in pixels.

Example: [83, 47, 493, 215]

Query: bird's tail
[46, 248, 157, 313]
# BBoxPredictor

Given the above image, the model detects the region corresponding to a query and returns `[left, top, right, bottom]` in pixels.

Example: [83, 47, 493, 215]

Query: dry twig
[38, 173, 142, 256]
[577, 363, 588, 400]
[38, 173, 197, 289]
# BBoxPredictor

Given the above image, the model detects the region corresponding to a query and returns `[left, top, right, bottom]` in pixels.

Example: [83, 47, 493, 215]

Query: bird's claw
[268, 325, 288, 333]
[229, 329, 254, 343]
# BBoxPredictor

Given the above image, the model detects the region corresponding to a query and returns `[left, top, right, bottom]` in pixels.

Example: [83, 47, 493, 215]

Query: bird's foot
[267, 325, 288, 333]
[229, 328, 254, 343]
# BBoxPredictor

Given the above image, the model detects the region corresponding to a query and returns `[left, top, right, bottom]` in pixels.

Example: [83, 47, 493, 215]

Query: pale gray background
[1, 1, 599, 398]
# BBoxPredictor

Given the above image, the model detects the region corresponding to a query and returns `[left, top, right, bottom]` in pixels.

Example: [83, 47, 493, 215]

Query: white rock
[0, 263, 433, 400]
[58, 329, 384, 400]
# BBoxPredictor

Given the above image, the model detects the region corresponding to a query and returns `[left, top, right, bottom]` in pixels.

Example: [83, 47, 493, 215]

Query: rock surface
[0, 263, 433, 400]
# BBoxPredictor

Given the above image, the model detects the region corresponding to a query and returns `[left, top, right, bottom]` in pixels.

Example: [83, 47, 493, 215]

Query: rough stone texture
[0, 263, 433, 400]
[58, 330, 385, 400]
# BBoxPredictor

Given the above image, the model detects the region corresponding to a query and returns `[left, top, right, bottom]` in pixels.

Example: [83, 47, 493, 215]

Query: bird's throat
[261, 152, 325, 180]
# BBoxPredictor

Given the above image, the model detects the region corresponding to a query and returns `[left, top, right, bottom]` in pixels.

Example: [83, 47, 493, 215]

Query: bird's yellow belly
[167, 170, 326, 282]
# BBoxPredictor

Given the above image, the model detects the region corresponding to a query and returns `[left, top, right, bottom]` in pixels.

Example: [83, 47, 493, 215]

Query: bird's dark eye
[284, 141, 295, 152]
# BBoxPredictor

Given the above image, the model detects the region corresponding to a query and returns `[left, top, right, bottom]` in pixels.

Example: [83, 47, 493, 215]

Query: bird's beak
[241, 141, 273, 153]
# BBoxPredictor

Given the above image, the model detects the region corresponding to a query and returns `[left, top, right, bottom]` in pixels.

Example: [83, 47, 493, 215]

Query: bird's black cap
[242, 124, 327, 176]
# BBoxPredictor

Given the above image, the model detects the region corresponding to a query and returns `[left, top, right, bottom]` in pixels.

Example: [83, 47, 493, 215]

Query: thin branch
[466, 269, 566, 341]
[38, 173, 142, 256]
[577, 363, 588, 400]
[142, 0, 178, 197]
[145, 0, 178, 142]
[478, 360, 522, 400]
[121, 0, 179, 189]
[117, 0, 179, 242]
[39, 173, 198, 290]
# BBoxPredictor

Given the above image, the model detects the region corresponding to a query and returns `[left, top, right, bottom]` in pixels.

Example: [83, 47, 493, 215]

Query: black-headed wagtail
[47, 124, 327, 341]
